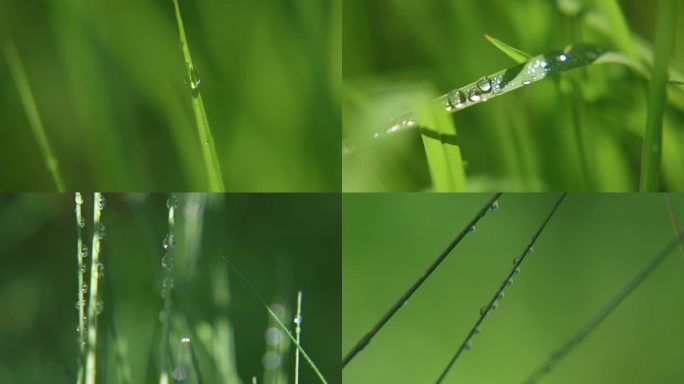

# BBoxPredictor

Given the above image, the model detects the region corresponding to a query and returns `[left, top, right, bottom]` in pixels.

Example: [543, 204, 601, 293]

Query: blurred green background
[343, 193, 684, 383]
[0, 0, 340, 191]
[343, 0, 684, 191]
[0, 193, 340, 383]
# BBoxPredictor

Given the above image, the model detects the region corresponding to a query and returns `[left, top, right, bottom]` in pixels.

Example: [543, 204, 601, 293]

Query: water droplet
[98, 195, 106, 210]
[184, 65, 201, 90]
[514, 267, 521, 274]
[465, 341, 472, 350]
[477, 76, 492, 93]
[96, 300, 104, 315]
[474, 327, 481, 334]
[522, 80, 531, 85]
[97, 263, 104, 278]
[79, 217, 86, 228]
[558, 53, 567, 62]
[527, 246, 534, 254]
[75, 194, 83, 205]
[294, 315, 302, 325]
[81, 265, 87, 274]
[489, 201, 499, 211]
[76, 326, 81, 333]
[82, 283, 88, 294]
[497, 292, 504, 300]
[448, 90, 466, 108]
[492, 301, 499, 310]
[180, 336, 191, 344]
[75, 300, 84, 310]
[163, 276, 175, 290]
[480, 306, 488, 315]
[513, 257, 520, 264]
[469, 225, 476, 233]
[468, 88, 481, 102]
[161, 253, 175, 270]
[265, 327, 282, 346]
[506, 278, 514, 286]
[172, 366, 187, 381]
[80, 245, 88, 259]
[163, 234, 176, 250]
[167, 194, 178, 210]
[97, 223, 106, 239]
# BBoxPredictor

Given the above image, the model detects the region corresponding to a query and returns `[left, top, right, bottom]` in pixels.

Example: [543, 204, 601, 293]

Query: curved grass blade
[484, 34, 531, 63]
[3, 40, 66, 191]
[343, 193, 502, 368]
[171, 0, 225, 191]
[522, 228, 684, 384]
[435, 193, 566, 383]
[343, 44, 614, 151]
[222, 258, 328, 384]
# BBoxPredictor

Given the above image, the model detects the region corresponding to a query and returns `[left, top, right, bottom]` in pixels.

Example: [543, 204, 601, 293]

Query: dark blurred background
[343, 193, 684, 383]
[0, 193, 341, 383]
[0, 0, 340, 191]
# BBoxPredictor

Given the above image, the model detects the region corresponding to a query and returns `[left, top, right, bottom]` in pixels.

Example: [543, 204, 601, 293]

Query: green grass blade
[484, 34, 531, 63]
[3, 40, 66, 191]
[171, 0, 225, 191]
[590, 0, 637, 59]
[85, 193, 105, 384]
[639, 0, 678, 191]
[223, 259, 328, 384]
[414, 93, 466, 191]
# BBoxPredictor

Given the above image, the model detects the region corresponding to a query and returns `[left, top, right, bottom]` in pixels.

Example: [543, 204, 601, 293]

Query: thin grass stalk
[663, 194, 684, 260]
[522, 228, 684, 384]
[343, 193, 502, 367]
[639, 0, 678, 191]
[170, 0, 225, 191]
[435, 193, 566, 383]
[75, 193, 86, 384]
[85, 193, 105, 384]
[3, 40, 65, 191]
[160, 193, 177, 384]
[294, 291, 303, 384]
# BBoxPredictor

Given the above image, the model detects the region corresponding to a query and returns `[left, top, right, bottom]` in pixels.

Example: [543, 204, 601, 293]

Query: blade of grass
[484, 34, 531, 63]
[171, 0, 225, 191]
[663, 194, 684, 261]
[522, 228, 684, 384]
[85, 193, 105, 384]
[590, 0, 637, 59]
[294, 291, 303, 384]
[3, 40, 65, 191]
[435, 193, 566, 383]
[639, 0, 678, 191]
[343, 193, 502, 367]
[223, 259, 328, 384]
[160, 193, 177, 384]
[75, 193, 86, 384]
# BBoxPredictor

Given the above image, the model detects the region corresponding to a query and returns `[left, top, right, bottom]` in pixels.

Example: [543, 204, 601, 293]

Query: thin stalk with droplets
[435, 193, 566, 384]
[522, 228, 684, 384]
[3, 40, 65, 191]
[171, 0, 225, 191]
[663, 194, 684, 260]
[294, 291, 303, 384]
[85, 193, 106, 384]
[160, 193, 177, 384]
[343, 193, 502, 367]
[223, 258, 328, 384]
[75, 193, 86, 384]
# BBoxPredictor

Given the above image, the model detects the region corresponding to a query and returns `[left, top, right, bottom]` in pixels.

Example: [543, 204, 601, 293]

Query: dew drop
[497, 292, 505, 300]
[492, 302, 499, 310]
[172, 366, 187, 381]
[184, 65, 201, 90]
[522, 80, 532, 85]
[163, 276, 175, 290]
[294, 315, 302, 325]
[506, 278, 514, 286]
[75, 300, 84, 310]
[474, 327, 481, 334]
[79, 217, 86, 228]
[527, 246, 534, 254]
[373, 132, 381, 139]
[82, 283, 88, 294]
[465, 341, 472, 350]
[96, 300, 104, 315]
[480, 306, 488, 316]
[559, 53, 567, 62]
[80, 245, 88, 259]
[96, 223, 106, 240]
[161, 253, 175, 270]
[262, 351, 281, 370]
[477, 76, 492, 93]
[514, 267, 521, 274]
[75, 194, 83, 205]
[513, 257, 520, 265]
[448, 89, 466, 108]
[97, 195, 106, 211]
[81, 265, 87, 274]
[167, 194, 178, 210]
[489, 201, 499, 211]
[180, 336, 191, 344]
[163, 234, 176, 250]
[468, 88, 482, 102]
[469, 226, 476, 233]
[97, 263, 104, 278]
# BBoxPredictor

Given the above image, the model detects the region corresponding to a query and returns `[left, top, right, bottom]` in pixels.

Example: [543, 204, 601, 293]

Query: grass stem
[3, 40, 65, 191]
[294, 291, 303, 384]
[639, 0, 678, 191]
[85, 193, 105, 384]
[343, 193, 502, 367]
[170, 0, 225, 191]
[160, 193, 177, 384]
[435, 193, 566, 383]
[75, 193, 85, 384]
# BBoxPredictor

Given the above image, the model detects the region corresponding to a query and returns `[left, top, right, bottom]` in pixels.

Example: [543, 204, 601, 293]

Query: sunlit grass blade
[85, 193, 105, 384]
[171, 0, 225, 191]
[3, 40, 65, 191]
[435, 193, 566, 383]
[343, 194, 502, 367]
[484, 34, 531, 63]
[294, 291, 303, 384]
[522, 228, 684, 384]
[75, 193, 86, 384]
[639, 0, 678, 191]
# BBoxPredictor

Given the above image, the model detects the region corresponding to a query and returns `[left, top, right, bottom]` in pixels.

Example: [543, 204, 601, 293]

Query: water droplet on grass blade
[489, 201, 499, 211]
[448, 89, 466, 108]
[477, 76, 492, 93]
[80, 245, 88, 259]
[75, 194, 83, 205]
[98, 195, 106, 210]
[163, 234, 176, 250]
[79, 217, 86, 228]
[172, 366, 187, 381]
[167, 194, 178, 209]
[96, 300, 104, 315]
[559, 53, 567, 62]
[465, 341, 472, 350]
[97, 223, 106, 239]
[162, 253, 175, 270]
[294, 315, 302, 325]
[468, 88, 481, 102]
[82, 283, 88, 294]
[469, 226, 476, 233]
[184, 65, 201, 90]
[97, 263, 104, 278]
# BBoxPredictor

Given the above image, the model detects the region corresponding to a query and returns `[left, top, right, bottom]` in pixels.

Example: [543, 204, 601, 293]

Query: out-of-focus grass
[343, 0, 684, 191]
[0, 194, 340, 383]
[343, 193, 684, 383]
[0, 0, 339, 191]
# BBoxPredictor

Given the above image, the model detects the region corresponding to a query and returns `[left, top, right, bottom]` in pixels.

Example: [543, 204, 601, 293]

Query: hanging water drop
[448, 89, 466, 108]
[474, 327, 481, 334]
[469, 225, 476, 233]
[98, 195, 106, 210]
[80, 245, 88, 259]
[513, 257, 520, 265]
[480, 306, 487, 316]
[514, 267, 521, 274]
[81, 265, 87, 274]
[492, 301, 499, 310]
[497, 292, 504, 300]
[465, 341, 472, 350]
[558, 53, 567, 62]
[163, 234, 176, 250]
[75, 300, 84, 310]
[167, 194, 178, 210]
[82, 283, 88, 294]
[184, 65, 201, 90]
[522, 80, 531, 85]
[294, 315, 302, 325]
[506, 278, 514, 286]
[477, 76, 492, 93]
[489, 201, 499, 211]
[163, 276, 175, 290]
[172, 366, 187, 381]
[527, 246, 534, 254]
[97, 223, 106, 239]
[79, 217, 86, 228]
[97, 262, 104, 278]
[162, 253, 175, 270]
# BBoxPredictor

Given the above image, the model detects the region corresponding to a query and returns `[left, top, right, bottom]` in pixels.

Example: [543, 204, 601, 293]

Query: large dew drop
[185, 65, 201, 90]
